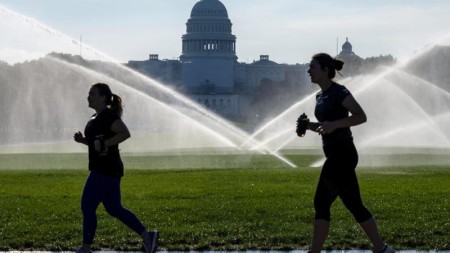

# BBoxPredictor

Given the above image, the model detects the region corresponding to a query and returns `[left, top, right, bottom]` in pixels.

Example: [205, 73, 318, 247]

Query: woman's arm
[316, 95, 367, 134]
[104, 119, 131, 147]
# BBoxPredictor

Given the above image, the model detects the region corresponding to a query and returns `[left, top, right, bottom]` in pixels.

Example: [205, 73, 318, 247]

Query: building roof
[190, 0, 229, 18]
[251, 55, 278, 65]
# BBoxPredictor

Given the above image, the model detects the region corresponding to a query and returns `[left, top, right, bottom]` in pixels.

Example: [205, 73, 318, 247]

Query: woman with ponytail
[73, 83, 158, 253]
[302, 54, 394, 253]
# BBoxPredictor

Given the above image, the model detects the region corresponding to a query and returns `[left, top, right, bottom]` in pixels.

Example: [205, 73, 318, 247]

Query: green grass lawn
[0, 153, 449, 251]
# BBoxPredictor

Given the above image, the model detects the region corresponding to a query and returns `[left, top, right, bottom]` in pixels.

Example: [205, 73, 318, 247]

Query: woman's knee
[314, 199, 332, 221]
[343, 200, 372, 223]
[104, 204, 126, 218]
[314, 209, 331, 221]
[350, 207, 373, 223]
[81, 200, 98, 215]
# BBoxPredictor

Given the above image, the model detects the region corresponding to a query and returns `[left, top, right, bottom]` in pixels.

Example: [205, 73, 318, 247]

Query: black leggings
[314, 140, 372, 223]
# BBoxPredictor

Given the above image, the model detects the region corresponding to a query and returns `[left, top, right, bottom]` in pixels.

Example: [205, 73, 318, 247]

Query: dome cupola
[190, 0, 228, 18]
[180, 0, 237, 94]
[342, 37, 352, 53]
[181, 0, 237, 59]
[339, 37, 356, 56]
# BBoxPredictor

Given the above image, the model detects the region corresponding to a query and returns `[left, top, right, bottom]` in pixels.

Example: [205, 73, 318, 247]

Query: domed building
[336, 37, 362, 77]
[339, 37, 356, 56]
[127, 0, 309, 120]
[180, 0, 237, 93]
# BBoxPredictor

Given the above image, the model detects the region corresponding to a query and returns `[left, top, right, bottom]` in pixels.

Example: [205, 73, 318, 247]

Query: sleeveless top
[84, 108, 124, 177]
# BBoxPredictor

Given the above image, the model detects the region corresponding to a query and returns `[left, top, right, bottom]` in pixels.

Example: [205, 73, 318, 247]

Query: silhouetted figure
[299, 53, 394, 253]
[73, 83, 158, 253]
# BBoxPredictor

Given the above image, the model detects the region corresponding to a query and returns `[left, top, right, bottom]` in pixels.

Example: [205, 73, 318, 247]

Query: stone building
[127, 0, 309, 120]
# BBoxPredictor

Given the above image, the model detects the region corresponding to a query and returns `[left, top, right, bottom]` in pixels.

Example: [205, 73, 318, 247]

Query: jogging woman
[73, 83, 158, 253]
[302, 53, 394, 253]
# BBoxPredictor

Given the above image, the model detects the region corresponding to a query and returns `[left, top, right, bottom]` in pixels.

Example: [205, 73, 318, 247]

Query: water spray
[0, 4, 296, 167]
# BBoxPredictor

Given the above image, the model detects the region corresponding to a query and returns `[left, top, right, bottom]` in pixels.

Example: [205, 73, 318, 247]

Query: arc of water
[390, 67, 450, 98]
[237, 34, 450, 168]
[272, 134, 297, 153]
[48, 56, 241, 149]
[94, 60, 296, 166]
[358, 115, 450, 148]
[9, 3, 261, 145]
[0, 4, 104, 61]
[355, 79, 450, 147]
[241, 92, 317, 149]
[0, 4, 297, 166]
[242, 64, 402, 153]
[250, 127, 295, 151]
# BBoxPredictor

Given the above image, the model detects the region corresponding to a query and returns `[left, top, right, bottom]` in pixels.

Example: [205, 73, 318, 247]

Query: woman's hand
[307, 122, 323, 134]
[316, 121, 338, 135]
[74, 131, 85, 143]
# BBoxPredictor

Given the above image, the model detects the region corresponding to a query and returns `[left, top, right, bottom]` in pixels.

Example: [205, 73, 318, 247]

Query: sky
[1, 0, 450, 64]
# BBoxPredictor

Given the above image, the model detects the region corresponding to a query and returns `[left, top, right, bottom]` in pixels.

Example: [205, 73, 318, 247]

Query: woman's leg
[359, 217, 386, 252]
[335, 142, 387, 252]
[311, 219, 330, 253]
[80, 172, 105, 248]
[102, 177, 146, 235]
[311, 160, 338, 253]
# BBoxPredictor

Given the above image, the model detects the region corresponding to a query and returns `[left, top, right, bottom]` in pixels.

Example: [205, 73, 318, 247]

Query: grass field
[0, 152, 449, 251]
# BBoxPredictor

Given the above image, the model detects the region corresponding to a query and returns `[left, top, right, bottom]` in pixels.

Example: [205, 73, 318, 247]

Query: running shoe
[75, 248, 92, 253]
[378, 244, 395, 253]
[143, 230, 159, 253]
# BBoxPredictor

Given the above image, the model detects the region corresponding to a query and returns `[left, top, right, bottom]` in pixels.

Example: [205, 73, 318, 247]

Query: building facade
[127, 0, 309, 120]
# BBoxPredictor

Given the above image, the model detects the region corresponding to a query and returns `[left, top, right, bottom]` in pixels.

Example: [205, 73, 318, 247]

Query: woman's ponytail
[110, 93, 123, 118]
[333, 58, 344, 71]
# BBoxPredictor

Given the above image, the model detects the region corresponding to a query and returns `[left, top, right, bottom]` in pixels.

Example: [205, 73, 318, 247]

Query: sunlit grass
[0, 153, 449, 250]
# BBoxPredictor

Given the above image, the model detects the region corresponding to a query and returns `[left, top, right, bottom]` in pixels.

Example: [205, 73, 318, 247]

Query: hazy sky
[1, 0, 450, 64]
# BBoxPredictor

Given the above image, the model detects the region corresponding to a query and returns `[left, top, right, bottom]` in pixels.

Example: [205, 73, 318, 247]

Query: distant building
[127, 54, 181, 86]
[336, 37, 363, 76]
[339, 37, 356, 57]
[127, 0, 309, 120]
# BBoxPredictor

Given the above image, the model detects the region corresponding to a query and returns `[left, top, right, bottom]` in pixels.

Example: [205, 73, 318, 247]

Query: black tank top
[84, 108, 124, 177]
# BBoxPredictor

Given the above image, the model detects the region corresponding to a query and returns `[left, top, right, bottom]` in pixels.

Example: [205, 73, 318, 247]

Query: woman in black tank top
[301, 53, 394, 253]
[73, 83, 158, 253]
